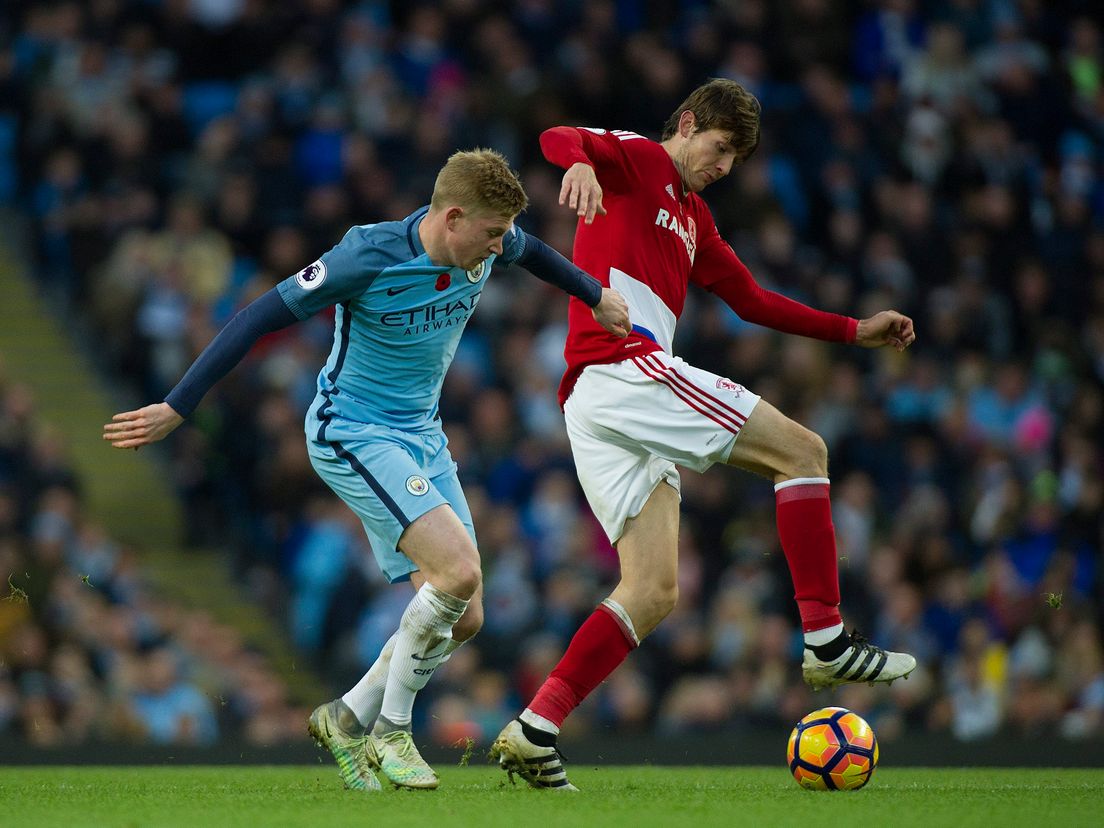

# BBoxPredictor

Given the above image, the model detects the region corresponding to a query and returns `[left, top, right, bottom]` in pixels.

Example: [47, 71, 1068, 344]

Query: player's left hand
[103, 402, 184, 449]
[592, 288, 631, 338]
[561, 163, 606, 224]
[855, 310, 915, 352]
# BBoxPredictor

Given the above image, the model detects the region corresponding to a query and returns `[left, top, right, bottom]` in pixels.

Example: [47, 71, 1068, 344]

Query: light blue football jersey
[277, 207, 526, 437]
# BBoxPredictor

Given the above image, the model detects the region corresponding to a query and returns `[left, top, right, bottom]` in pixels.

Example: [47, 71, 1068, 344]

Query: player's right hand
[855, 310, 916, 352]
[103, 402, 184, 449]
[592, 288, 631, 338]
[561, 162, 606, 224]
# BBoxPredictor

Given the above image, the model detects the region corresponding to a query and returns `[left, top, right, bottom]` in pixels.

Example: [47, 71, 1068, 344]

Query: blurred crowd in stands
[0, 372, 309, 746]
[1, 0, 1102, 748]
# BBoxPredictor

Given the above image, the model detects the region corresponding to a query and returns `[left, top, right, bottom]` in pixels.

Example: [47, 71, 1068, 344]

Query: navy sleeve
[164, 288, 298, 417]
[509, 229, 603, 307]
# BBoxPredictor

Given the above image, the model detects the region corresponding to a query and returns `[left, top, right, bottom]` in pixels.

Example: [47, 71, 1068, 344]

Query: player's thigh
[398, 504, 481, 596]
[399, 443, 480, 590]
[565, 386, 682, 545]
[426, 463, 477, 546]
[615, 480, 680, 590]
[724, 398, 827, 481]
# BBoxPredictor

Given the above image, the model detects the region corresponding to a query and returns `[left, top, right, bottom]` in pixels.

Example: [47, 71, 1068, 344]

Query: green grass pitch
[2, 766, 1100, 828]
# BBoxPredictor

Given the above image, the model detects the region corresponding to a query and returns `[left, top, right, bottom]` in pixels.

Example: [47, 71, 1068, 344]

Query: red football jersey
[541, 126, 858, 406]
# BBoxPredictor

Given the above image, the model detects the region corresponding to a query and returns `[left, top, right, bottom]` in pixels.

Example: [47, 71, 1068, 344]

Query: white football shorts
[564, 351, 761, 543]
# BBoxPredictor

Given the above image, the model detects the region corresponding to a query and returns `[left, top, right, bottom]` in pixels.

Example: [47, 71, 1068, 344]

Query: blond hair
[430, 148, 528, 218]
[662, 79, 761, 164]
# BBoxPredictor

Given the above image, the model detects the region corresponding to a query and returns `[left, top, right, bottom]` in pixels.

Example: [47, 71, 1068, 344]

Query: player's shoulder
[335, 213, 423, 268]
[339, 219, 407, 251]
[577, 126, 649, 141]
[579, 126, 658, 152]
[503, 223, 525, 249]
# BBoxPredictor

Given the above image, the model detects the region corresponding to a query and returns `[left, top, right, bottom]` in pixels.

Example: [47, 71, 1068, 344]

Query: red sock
[527, 605, 637, 727]
[775, 480, 843, 633]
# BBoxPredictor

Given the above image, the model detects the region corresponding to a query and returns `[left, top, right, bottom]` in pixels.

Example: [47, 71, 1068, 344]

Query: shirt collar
[405, 206, 430, 258]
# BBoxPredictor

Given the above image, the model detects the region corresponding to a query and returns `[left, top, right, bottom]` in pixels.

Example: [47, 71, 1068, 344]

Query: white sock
[341, 633, 396, 729]
[519, 709, 560, 736]
[375, 583, 468, 733]
[601, 597, 640, 645]
[341, 619, 468, 730]
[804, 622, 845, 649]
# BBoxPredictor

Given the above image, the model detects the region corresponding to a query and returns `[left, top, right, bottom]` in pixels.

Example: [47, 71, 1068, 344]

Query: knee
[449, 561, 483, 601]
[649, 582, 679, 619]
[622, 579, 678, 631]
[427, 558, 482, 601]
[788, 427, 828, 479]
[452, 600, 483, 643]
[808, 430, 828, 476]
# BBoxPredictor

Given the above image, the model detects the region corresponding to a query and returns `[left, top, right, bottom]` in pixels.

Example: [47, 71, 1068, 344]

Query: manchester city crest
[405, 475, 429, 496]
[465, 260, 486, 283]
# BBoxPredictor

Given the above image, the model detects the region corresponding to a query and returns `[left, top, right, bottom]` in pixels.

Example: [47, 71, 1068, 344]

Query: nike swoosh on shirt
[386, 285, 417, 296]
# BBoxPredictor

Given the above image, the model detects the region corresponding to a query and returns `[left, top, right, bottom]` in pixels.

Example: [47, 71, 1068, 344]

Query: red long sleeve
[539, 127, 636, 194]
[693, 227, 857, 343]
[709, 268, 858, 343]
[539, 127, 594, 169]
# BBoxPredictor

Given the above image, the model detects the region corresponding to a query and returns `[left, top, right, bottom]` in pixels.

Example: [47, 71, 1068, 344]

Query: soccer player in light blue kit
[104, 149, 630, 791]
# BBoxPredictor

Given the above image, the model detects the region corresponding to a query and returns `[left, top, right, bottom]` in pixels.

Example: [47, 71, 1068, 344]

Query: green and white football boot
[307, 700, 382, 792]
[366, 730, 440, 790]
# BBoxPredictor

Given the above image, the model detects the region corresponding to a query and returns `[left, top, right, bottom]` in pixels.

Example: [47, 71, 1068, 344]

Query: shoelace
[383, 731, 410, 751]
[849, 629, 886, 655]
[385, 731, 430, 767]
[354, 739, 377, 772]
[828, 628, 892, 682]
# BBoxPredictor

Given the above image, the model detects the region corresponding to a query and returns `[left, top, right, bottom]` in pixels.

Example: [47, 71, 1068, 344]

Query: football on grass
[787, 707, 878, 791]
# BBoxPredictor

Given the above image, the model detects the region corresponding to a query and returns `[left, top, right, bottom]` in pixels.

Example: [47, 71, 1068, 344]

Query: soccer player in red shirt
[491, 80, 917, 790]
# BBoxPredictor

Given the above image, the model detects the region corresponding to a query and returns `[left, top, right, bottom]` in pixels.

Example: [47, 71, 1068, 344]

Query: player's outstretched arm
[509, 230, 630, 337]
[855, 310, 916, 352]
[104, 403, 184, 449]
[102, 288, 298, 450]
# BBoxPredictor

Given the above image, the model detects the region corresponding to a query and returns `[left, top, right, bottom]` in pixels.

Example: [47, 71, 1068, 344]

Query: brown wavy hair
[662, 79, 762, 163]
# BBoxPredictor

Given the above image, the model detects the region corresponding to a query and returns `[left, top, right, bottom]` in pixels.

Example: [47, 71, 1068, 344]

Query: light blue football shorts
[306, 420, 475, 583]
